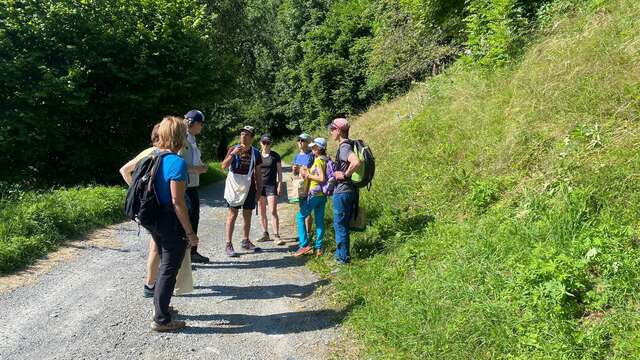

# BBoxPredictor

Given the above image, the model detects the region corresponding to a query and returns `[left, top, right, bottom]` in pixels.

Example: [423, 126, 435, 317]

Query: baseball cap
[309, 137, 327, 150]
[260, 134, 272, 143]
[298, 133, 312, 141]
[240, 125, 255, 136]
[185, 110, 205, 123]
[328, 117, 349, 131]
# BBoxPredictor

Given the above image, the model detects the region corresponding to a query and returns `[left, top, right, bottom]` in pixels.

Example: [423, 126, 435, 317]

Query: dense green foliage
[0, 0, 562, 187]
[0, 0, 237, 185]
[0, 186, 125, 273]
[323, 0, 640, 357]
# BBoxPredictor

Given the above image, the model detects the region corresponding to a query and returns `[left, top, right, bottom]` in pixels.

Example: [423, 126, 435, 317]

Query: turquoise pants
[296, 195, 327, 249]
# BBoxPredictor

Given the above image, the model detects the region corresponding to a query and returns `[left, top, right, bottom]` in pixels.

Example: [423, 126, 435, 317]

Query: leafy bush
[0, 0, 235, 186]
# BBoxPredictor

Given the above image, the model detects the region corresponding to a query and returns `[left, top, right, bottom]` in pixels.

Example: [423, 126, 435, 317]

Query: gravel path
[0, 177, 341, 360]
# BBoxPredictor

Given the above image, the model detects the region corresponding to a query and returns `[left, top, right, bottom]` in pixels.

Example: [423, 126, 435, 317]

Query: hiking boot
[273, 234, 285, 246]
[150, 320, 186, 332]
[241, 239, 262, 252]
[315, 248, 323, 257]
[226, 242, 238, 257]
[293, 246, 313, 257]
[191, 251, 210, 264]
[256, 232, 270, 242]
[143, 283, 155, 298]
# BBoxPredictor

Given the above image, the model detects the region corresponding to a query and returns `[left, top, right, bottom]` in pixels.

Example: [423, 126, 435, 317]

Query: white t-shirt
[183, 132, 204, 187]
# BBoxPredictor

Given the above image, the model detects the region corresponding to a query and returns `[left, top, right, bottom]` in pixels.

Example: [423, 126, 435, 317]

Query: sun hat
[309, 137, 327, 150]
[297, 133, 312, 141]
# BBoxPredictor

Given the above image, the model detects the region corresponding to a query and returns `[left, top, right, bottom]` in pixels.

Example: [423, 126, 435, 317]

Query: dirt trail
[0, 176, 341, 360]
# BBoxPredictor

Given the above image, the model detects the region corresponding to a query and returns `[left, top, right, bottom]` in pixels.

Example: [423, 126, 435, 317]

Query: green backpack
[340, 139, 375, 190]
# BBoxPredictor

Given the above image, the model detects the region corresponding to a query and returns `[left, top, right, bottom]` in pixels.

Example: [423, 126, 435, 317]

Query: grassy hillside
[328, 0, 640, 357]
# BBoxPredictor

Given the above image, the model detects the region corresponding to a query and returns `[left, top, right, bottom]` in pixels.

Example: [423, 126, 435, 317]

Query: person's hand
[230, 145, 243, 156]
[335, 171, 345, 180]
[198, 165, 208, 174]
[300, 167, 308, 179]
[277, 182, 283, 196]
[187, 233, 199, 248]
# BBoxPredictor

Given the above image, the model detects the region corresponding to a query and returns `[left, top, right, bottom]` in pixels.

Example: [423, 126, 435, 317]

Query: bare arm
[119, 159, 138, 186]
[170, 180, 198, 247]
[305, 164, 326, 183]
[254, 164, 263, 200]
[221, 146, 241, 170]
[188, 165, 207, 174]
[276, 161, 283, 184]
[344, 152, 361, 178]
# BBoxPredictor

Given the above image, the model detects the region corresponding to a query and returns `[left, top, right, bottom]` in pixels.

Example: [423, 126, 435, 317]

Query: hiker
[149, 116, 198, 332]
[291, 133, 315, 239]
[256, 134, 285, 245]
[179, 110, 209, 264]
[328, 118, 361, 264]
[221, 125, 263, 257]
[294, 137, 330, 257]
[119, 123, 164, 298]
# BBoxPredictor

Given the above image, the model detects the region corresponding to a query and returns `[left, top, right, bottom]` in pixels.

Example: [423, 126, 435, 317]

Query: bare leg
[225, 208, 239, 243]
[258, 196, 268, 234]
[268, 195, 279, 235]
[146, 238, 160, 285]
[242, 209, 252, 240]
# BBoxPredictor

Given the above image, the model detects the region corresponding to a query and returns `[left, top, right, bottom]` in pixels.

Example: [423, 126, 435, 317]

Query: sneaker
[315, 248, 323, 257]
[256, 232, 270, 242]
[150, 320, 186, 332]
[191, 251, 210, 264]
[273, 234, 285, 246]
[226, 242, 238, 257]
[143, 283, 155, 298]
[293, 246, 313, 257]
[241, 239, 262, 252]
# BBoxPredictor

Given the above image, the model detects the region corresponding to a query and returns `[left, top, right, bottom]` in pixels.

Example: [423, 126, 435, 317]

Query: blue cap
[185, 110, 205, 123]
[309, 137, 327, 149]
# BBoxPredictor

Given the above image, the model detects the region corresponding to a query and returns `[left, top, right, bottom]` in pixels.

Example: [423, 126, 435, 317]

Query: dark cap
[260, 134, 272, 143]
[185, 110, 205, 123]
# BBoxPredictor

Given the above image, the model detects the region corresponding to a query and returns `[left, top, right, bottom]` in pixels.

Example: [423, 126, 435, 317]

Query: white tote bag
[174, 250, 193, 295]
[224, 147, 255, 207]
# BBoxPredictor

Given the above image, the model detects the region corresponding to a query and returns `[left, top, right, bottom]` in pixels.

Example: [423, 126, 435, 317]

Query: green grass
[311, 0, 640, 357]
[199, 161, 226, 186]
[0, 186, 126, 274]
[0, 161, 224, 274]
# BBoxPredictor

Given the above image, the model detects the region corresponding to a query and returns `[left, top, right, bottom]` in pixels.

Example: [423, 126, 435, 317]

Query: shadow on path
[181, 306, 352, 335]
[182, 279, 330, 300]
[193, 256, 305, 270]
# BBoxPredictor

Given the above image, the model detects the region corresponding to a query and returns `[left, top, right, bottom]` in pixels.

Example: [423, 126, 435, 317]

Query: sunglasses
[297, 139, 308, 142]
[261, 141, 272, 145]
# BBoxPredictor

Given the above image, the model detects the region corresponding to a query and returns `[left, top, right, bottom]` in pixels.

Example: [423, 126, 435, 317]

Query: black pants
[186, 187, 200, 253]
[151, 209, 187, 325]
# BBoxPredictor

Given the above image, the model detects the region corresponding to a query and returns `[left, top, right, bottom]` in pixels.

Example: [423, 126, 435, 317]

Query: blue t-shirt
[154, 153, 188, 205]
[293, 151, 314, 168]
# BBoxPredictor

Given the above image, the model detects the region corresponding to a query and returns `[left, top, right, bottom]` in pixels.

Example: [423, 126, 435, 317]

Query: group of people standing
[120, 111, 361, 332]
